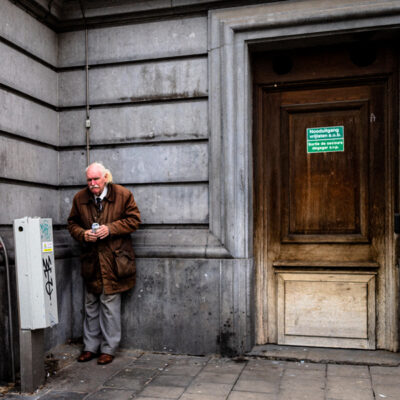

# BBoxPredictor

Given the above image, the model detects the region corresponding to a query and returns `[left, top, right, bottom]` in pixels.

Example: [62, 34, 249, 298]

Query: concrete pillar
[19, 329, 45, 393]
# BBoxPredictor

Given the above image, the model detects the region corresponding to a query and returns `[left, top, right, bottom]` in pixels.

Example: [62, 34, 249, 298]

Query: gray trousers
[83, 288, 121, 356]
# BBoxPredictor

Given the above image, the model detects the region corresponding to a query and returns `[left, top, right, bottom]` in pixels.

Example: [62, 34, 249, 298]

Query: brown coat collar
[78, 183, 116, 204]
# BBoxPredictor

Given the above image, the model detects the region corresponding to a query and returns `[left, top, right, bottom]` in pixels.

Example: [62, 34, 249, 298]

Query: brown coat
[67, 183, 141, 295]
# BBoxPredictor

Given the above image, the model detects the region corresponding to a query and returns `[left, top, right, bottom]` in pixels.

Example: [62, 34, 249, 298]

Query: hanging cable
[0, 235, 15, 384]
[85, 28, 90, 166]
[79, 0, 91, 166]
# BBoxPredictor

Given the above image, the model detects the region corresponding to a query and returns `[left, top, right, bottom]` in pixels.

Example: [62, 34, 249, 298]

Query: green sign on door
[307, 126, 344, 154]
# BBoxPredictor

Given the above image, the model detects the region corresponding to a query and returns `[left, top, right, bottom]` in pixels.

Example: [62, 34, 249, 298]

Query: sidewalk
[2, 345, 400, 400]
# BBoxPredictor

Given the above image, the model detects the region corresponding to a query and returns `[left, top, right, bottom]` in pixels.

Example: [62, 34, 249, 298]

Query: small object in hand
[92, 223, 100, 233]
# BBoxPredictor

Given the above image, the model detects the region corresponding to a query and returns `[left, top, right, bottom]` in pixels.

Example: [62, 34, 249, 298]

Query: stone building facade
[1, 0, 399, 384]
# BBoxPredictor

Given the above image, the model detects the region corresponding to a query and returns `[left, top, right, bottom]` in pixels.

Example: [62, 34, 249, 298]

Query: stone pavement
[2, 347, 400, 400]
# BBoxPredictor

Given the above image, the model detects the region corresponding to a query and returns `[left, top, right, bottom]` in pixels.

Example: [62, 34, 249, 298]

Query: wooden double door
[253, 44, 398, 349]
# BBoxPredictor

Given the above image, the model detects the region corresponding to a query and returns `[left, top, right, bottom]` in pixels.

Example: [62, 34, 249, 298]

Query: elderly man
[68, 162, 141, 365]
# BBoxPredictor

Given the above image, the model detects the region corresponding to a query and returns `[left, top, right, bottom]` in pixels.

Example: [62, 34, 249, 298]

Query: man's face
[86, 165, 107, 196]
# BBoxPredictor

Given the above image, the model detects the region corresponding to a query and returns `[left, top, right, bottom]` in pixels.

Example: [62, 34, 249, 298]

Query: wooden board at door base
[277, 272, 376, 348]
[252, 44, 398, 350]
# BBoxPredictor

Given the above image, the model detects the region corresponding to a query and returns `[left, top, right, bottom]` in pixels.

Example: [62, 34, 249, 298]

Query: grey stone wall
[57, 14, 210, 236]
[0, 0, 59, 383]
[122, 258, 253, 356]
[0, 0, 255, 384]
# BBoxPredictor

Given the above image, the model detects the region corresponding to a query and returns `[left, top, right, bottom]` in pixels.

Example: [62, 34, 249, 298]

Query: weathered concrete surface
[5, 350, 400, 399]
[59, 100, 208, 146]
[0, 0, 58, 66]
[0, 184, 59, 225]
[58, 57, 207, 107]
[59, 184, 209, 225]
[44, 258, 83, 352]
[0, 89, 58, 146]
[0, 136, 58, 186]
[121, 258, 253, 356]
[59, 142, 208, 185]
[0, 42, 57, 106]
[58, 17, 207, 67]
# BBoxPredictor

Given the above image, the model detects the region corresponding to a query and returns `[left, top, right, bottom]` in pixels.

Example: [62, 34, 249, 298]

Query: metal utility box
[14, 217, 58, 330]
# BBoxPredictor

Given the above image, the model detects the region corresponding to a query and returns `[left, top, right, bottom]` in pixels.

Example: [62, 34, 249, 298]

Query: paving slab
[326, 376, 374, 400]
[180, 394, 227, 400]
[38, 392, 87, 400]
[84, 388, 135, 400]
[283, 367, 326, 379]
[372, 384, 400, 399]
[148, 374, 193, 387]
[192, 372, 239, 385]
[228, 392, 277, 400]
[162, 365, 203, 376]
[138, 385, 185, 398]
[278, 389, 325, 400]
[370, 365, 400, 375]
[233, 379, 279, 393]
[327, 364, 369, 378]
[185, 382, 233, 397]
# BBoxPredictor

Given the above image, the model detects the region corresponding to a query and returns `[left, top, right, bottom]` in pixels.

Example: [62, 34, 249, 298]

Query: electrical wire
[78, 0, 91, 166]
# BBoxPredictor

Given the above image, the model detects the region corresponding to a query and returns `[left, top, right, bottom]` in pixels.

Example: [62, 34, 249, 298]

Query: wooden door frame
[209, 0, 400, 350]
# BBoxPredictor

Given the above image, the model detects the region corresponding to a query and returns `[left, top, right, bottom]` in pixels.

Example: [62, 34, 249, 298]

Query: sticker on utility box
[42, 241, 54, 253]
[307, 126, 344, 154]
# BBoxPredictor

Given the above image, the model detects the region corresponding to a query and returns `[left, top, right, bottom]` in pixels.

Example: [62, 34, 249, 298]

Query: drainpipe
[79, 0, 91, 166]
[84, 27, 90, 166]
[0, 235, 16, 383]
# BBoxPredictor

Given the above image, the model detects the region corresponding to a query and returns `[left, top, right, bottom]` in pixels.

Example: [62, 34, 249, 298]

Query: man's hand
[95, 225, 110, 240]
[84, 229, 98, 242]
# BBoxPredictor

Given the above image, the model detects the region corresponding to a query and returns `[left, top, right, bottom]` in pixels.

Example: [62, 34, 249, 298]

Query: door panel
[282, 102, 367, 240]
[277, 272, 375, 348]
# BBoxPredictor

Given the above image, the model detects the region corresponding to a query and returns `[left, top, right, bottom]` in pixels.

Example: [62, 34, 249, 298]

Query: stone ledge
[248, 345, 400, 366]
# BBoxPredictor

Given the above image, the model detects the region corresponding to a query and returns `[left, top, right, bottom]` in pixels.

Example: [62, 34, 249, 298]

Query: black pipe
[0, 235, 16, 383]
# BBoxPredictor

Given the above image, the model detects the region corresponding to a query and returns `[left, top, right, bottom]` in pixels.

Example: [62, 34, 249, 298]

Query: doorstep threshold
[248, 345, 400, 366]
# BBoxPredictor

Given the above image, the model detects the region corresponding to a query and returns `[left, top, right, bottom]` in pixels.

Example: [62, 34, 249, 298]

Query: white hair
[86, 162, 113, 183]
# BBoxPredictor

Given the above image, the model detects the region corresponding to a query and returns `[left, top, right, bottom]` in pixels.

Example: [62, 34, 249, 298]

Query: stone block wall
[0, 0, 59, 383]
[0, 0, 254, 384]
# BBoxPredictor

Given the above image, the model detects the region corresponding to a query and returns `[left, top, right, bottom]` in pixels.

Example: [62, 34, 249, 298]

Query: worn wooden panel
[285, 282, 367, 338]
[282, 103, 367, 238]
[277, 272, 375, 348]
